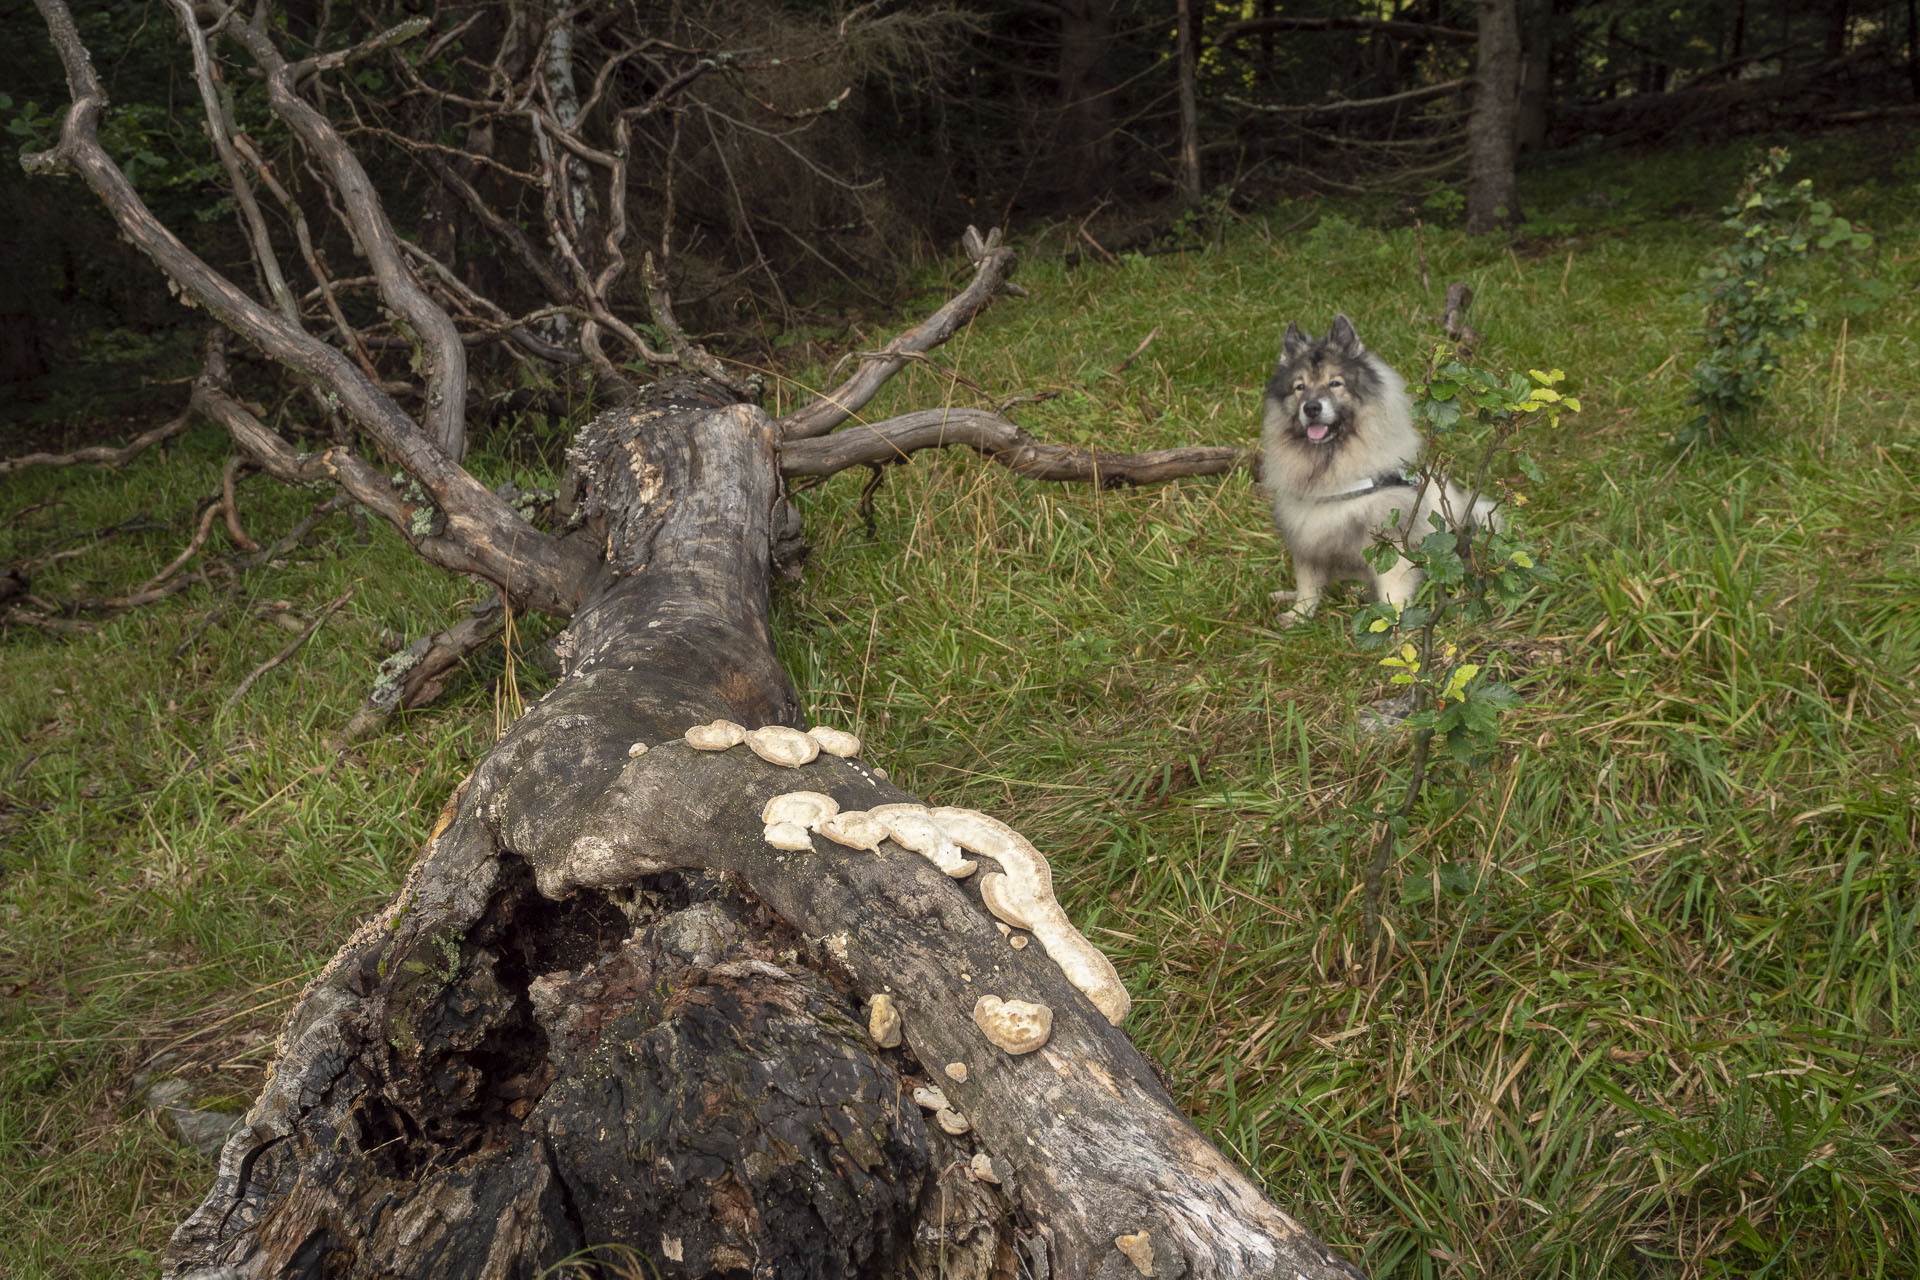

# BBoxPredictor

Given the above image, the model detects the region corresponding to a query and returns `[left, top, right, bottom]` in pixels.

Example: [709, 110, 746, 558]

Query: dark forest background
[3, 0, 1915, 406]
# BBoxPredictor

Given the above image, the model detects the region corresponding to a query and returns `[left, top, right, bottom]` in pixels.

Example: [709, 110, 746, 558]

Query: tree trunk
[1515, 0, 1552, 152]
[1465, 0, 1523, 233]
[162, 380, 1365, 1280]
[1056, 0, 1116, 206]
[1177, 0, 1202, 200]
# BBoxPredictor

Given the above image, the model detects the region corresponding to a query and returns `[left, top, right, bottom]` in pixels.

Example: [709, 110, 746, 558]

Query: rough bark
[1465, 0, 1523, 233]
[1177, 0, 1202, 201]
[1056, 0, 1117, 206]
[163, 384, 1363, 1280]
[1515, 0, 1552, 152]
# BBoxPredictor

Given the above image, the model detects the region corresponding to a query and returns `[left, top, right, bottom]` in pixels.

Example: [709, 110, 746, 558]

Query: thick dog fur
[1259, 314, 1498, 626]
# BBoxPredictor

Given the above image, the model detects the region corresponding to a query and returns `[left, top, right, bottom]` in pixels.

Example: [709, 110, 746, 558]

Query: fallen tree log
[166, 380, 1364, 1280]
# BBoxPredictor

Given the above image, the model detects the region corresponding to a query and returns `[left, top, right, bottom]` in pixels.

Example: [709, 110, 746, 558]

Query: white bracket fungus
[968, 1152, 999, 1183]
[868, 804, 977, 878]
[972, 995, 1053, 1055]
[818, 810, 887, 851]
[744, 725, 819, 767]
[685, 719, 746, 750]
[910, 1084, 950, 1112]
[867, 993, 902, 1048]
[936, 1108, 971, 1136]
[807, 725, 862, 757]
[762, 792, 838, 852]
[943, 1062, 969, 1083]
[761, 791, 839, 830]
[763, 822, 813, 851]
[626, 741, 649, 758]
[933, 807, 1132, 1026]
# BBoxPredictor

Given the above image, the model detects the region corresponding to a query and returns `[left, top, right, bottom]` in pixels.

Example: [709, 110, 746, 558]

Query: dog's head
[1265, 314, 1381, 449]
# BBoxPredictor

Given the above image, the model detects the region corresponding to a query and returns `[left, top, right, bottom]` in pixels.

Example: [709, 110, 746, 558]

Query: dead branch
[780, 407, 1249, 487]
[1216, 14, 1476, 44]
[780, 227, 1018, 440]
[24, 0, 588, 615]
[222, 14, 469, 460]
[220, 590, 353, 717]
[220, 456, 259, 552]
[334, 592, 508, 746]
[0, 412, 192, 476]
[1226, 77, 1471, 117]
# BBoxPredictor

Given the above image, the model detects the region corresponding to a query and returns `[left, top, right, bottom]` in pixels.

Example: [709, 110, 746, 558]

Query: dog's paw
[1275, 607, 1313, 630]
[1268, 589, 1299, 605]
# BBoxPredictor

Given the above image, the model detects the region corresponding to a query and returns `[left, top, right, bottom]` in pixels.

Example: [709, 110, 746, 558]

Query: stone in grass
[134, 1061, 244, 1161]
[1357, 692, 1418, 735]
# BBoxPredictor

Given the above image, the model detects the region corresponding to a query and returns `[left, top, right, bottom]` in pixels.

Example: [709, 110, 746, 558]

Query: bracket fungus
[763, 822, 813, 852]
[762, 792, 838, 853]
[933, 807, 1132, 1026]
[818, 810, 888, 852]
[868, 804, 977, 878]
[626, 741, 649, 758]
[972, 995, 1053, 1055]
[761, 791, 839, 831]
[936, 1108, 971, 1136]
[744, 725, 819, 768]
[968, 1152, 999, 1184]
[684, 719, 746, 751]
[806, 725, 862, 757]
[867, 993, 903, 1049]
[910, 1085, 950, 1112]
[943, 1062, 969, 1083]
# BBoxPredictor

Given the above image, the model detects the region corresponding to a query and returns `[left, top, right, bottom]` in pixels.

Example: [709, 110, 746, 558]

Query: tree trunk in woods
[1515, 0, 1552, 153]
[1057, 0, 1117, 206]
[1177, 0, 1203, 201]
[26, 4, 1363, 1277]
[1465, 0, 1523, 233]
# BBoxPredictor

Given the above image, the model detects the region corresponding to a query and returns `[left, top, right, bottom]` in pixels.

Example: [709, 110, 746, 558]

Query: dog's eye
[1328, 378, 1344, 388]
[1292, 381, 1305, 392]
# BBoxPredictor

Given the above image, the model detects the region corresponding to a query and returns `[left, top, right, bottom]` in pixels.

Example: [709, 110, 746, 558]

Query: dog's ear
[1280, 321, 1308, 363]
[1328, 314, 1367, 358]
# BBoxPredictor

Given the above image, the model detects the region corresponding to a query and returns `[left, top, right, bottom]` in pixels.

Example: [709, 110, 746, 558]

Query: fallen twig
[0, 411, 192, 476]
[220, 590, 352, 717]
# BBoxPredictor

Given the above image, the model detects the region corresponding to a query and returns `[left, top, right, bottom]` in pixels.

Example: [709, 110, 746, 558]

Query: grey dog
[1259, 315, 1499, 626]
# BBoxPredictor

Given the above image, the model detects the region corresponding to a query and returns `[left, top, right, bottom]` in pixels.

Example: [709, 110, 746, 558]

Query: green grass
[5, 135, 1919, 1277]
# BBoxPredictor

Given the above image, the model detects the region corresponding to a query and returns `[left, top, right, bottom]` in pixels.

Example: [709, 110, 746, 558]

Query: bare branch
[224, 12, 470, 459]
[0, 412, 192, 476]
[780, 227, 1018, 440]
[1215, 14, 1476, 44]
[780, 407, 1248, 487]
[24, 0, 590, 615]
[220, 590, 353, 717]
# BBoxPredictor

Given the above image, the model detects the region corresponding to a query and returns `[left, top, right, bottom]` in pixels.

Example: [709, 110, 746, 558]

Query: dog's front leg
[1273, 561, 1328, 627]
[1371, 553, 1423, 610]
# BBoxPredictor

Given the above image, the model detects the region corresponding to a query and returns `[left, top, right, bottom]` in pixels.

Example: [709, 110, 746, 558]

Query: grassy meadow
[3, 135, 1918, 1277]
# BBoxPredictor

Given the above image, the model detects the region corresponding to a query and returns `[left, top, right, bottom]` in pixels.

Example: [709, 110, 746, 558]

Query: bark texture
[1465, 0, 1523, 233]
[165, 386, 1363, 1280]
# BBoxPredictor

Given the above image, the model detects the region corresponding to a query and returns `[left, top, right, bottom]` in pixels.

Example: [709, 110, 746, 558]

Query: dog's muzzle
[1298, 400, 1339, 443]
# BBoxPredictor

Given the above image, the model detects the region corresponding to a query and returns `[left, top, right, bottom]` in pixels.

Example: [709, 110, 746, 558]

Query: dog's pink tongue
[1306, 423, 1330, 441]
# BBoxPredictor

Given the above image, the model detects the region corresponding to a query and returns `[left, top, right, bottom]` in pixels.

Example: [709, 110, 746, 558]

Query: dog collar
[1316, 470, 1419, 504]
